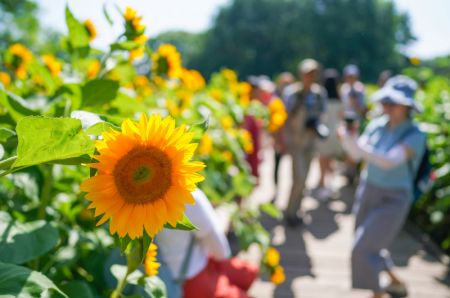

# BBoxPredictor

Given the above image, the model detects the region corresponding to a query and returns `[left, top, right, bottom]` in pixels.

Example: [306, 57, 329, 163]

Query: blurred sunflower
[124, 6, 146, 37]
[198, 133, 213, 156]
[87, 60, 101, 79]
[268, 98, 287, 133]
[271, 265, 285, 285]
[0, 72, 11, 87]
[265, 247, 280, 267]
[80, 114, 205, 239]
[42, 54, 62, 77]
[152, 44, 182, 78]
[7, 43, 33, 79]
[240, 129, 254, 154]
[144, 243, 160, 276]
[83, 19, 97, 41]
[181, 68, 205, 92]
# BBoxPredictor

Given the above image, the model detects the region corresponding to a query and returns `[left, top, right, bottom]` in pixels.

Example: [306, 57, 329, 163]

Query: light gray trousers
[351, 181, 411, 292]
[286, 142, 315, 218]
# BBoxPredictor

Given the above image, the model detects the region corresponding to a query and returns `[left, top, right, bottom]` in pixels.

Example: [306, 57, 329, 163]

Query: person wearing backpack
[155, 189, 259, 298]
[337, 75, 427, 298]
[282, 58, 328, 227]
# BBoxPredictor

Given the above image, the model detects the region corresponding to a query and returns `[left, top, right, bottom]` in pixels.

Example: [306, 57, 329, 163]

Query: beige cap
[298, 58, 319, 74]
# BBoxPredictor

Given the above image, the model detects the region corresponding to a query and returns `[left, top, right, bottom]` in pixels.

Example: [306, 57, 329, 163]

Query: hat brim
[372, 88, 422, 113]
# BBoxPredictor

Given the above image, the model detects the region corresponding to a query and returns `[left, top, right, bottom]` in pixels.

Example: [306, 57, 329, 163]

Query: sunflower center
[113, 146, 172, 204]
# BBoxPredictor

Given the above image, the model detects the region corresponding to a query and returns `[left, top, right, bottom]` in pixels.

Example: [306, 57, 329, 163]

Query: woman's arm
[339, 127, 412, 169]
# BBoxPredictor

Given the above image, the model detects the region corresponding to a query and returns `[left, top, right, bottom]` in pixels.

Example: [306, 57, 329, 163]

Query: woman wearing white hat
[338, 75, 426, 298]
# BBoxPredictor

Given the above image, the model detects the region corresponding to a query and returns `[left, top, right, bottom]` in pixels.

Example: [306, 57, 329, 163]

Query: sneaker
[384, 282, 408, 298]
[285, 215, 303, 228]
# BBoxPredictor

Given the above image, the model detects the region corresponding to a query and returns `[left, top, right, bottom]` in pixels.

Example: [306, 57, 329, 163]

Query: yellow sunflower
[265, 247, 280, 267]
[42, 54, 62, 77]
[271, 265, 285, 285]
[87, 60, 101, 79]
[152, 44, 182, 78]
[144, 243, 160, 276]
[268, 98, 287, 133]
[80, 114, 205, 239]
[0, 72, 11, 87]
[84, 19, 97, 41]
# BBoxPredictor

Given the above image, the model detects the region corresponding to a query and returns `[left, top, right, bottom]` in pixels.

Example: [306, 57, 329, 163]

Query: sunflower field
[0, 5, 285, 297]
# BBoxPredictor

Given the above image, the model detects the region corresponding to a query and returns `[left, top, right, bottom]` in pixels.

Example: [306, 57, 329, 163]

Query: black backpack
[399, 126, 434, 204]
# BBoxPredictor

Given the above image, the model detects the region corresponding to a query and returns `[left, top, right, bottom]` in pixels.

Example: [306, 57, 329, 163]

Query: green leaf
[0, 88, 39, 123]
[103, 3, 114, 26]
[260, 203, 282, 219]
[65, 5, 90, 50]
[0, 262, 68, 298]
[139, 276, 167, 298]
[13, 116, 95, 168]
[110, 265, 143, 286]
[164, 215, 197, 231]
[81, 79, 119, 107]
[0, 128, 15, 143]
[85, 121, 119, 136]
[119, 235, 132, 254]
[141, 232, 152, 264]
[60, 281, 95, 298]
[0, 212, 59, 264]
[110, 41, 141, 51]
[188, 118, 209, 143]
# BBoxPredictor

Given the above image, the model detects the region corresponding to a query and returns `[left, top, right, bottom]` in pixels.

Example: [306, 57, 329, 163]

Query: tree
[0, 0, 61, 54]
[189, 0, 414, 81]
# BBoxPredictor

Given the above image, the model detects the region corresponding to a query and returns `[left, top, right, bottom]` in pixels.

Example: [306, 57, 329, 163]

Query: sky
[37, 0, 450, 59]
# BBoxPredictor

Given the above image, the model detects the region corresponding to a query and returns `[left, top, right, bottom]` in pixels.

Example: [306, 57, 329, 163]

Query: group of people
[266, 58, 425, 298]
[152, 59, 425, 298]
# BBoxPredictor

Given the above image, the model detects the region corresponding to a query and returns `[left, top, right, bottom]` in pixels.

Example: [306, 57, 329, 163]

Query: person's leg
[274, 151, 282, 187]
[286, 146, 313, 221]
[318, 155, 328, 188]
[351, 186, 410, 294]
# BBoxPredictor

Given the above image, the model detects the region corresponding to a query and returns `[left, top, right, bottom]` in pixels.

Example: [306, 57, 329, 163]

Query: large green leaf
[0, 212, 59, 264]
[65, 6, 90, 50]
[0, 88, 39, 123]
[13, 116, 95, 168]
[81, 79, 119, 108]
[60, 281, 95, 298]
[0, 262, 67, 298]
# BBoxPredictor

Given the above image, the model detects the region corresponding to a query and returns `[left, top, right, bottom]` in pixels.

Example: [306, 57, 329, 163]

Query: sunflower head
[80, 114, 205, 239]
[271, 265, 285, 285]
[265, 247, 280, 267]
[84, 19, 97, 41]
[268, 98, 287, 133]
[144, 243, 160, 276]
[87, 60, 101, 79]
[151, 44, 182, 79]
[0, 72, 11, 87]
[42, 54, 62, 77]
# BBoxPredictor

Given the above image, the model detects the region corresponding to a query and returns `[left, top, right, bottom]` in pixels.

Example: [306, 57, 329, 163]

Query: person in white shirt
[156, 189, 258, 298]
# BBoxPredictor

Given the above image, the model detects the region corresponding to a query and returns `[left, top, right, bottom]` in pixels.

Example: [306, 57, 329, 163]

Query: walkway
[240, 147, 450, 298]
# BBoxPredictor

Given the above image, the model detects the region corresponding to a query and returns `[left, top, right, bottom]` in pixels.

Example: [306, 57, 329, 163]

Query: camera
[343, 111, 358, 130]
[305, 117, 330, 139]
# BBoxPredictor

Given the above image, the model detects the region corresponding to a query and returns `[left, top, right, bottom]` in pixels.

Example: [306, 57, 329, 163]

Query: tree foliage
[184, 0, 414, 81]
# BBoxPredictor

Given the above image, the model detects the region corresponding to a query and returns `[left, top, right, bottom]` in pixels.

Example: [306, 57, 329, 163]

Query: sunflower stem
[111, 238, 144, 298]
[38, 164, 53, 220]
[111, 267, 131, 298]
